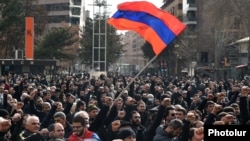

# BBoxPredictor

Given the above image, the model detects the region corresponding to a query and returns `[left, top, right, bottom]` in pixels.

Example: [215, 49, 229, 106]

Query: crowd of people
[0, 72, 250, 141]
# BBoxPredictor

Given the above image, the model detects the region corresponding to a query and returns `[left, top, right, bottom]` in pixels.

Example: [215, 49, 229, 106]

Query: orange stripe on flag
[25, 17, 34, 60]
[108, 18, 166, 55]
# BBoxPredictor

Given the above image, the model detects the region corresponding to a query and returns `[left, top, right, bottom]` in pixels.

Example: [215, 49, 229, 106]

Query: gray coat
[153, 127, 179, 141]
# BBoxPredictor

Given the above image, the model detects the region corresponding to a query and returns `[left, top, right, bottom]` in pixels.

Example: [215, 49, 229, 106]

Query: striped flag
[108, 1, 186, 55]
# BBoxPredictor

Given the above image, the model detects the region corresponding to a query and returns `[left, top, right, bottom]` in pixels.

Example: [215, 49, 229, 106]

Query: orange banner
[25, 17, 34, 60]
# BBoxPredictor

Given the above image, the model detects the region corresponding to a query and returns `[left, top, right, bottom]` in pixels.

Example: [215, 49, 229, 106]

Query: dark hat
[118, 128, 136, 139]
[86, 104, 99, 112]
[120, 120, 132, 128]
[0, 109, 9, 118]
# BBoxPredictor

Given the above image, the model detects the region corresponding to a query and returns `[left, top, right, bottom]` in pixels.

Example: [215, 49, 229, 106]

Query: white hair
[26, 115, 39, 125]
[74, 111, 89, 118]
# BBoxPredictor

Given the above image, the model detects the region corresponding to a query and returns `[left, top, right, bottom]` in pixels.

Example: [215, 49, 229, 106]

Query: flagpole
[116, 55, 159, 99]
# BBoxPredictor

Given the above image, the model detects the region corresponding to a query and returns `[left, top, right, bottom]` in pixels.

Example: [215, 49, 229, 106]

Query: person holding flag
[108, 1, 187, 141]
[108, 1, 186, 101]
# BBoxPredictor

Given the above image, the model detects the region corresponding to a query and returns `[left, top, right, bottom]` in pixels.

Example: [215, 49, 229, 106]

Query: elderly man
[18, 115, 49, 141]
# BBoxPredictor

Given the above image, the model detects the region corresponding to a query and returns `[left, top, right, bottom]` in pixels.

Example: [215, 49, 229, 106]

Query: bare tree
[195, 0, 250, 79]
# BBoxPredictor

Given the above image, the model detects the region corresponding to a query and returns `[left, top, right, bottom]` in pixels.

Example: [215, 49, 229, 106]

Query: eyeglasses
[72, 126, 82, 129]
[31, 123, 40, 125]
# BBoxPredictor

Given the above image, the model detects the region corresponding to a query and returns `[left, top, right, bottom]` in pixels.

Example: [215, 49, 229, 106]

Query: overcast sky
[85, 0, 163, 17]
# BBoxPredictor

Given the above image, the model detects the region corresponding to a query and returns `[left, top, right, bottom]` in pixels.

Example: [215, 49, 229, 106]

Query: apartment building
[35, 0, 86, 71]
[37, 0, 85, 29]
[118, 31, 147, 75]
[183, 0, 197, 30]
[162, 0, 183, 19]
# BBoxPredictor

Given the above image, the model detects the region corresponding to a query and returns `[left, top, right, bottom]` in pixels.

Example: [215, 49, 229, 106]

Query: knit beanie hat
[86, 104, 99, 112]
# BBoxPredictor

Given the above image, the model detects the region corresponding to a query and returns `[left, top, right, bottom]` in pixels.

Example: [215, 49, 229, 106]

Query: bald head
[53, 123, 65, 139]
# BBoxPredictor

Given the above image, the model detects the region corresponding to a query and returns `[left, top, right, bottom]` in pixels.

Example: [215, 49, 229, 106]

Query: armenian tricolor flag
[108, 1, 186, 55]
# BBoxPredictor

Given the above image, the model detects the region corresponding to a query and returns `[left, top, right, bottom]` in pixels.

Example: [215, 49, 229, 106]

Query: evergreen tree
[35, 27, 78, 60]
[79, 16, 124, 71]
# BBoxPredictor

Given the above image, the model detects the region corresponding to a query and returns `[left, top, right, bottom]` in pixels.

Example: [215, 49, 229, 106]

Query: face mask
[110, 86, 114, 90]
[148, 98, 154, 104]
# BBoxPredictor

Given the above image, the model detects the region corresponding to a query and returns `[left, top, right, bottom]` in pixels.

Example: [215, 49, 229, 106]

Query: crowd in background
[0, 72, 250, 141]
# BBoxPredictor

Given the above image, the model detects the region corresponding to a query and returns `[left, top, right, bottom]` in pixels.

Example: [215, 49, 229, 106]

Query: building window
[187, 0, 196, 4]
[71, 17, 79, 25]
[178, 3, 182, 9]
[132, 44, 136, 48]
[71, 7, 81, 15]
[170, 7, 175, 15]
[45, 3, 70, 11]
[201, 52, 208, 63]
[73, 0, 81, 5]
[48, 15, 70, 23]
[187, 11, 196, 21]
